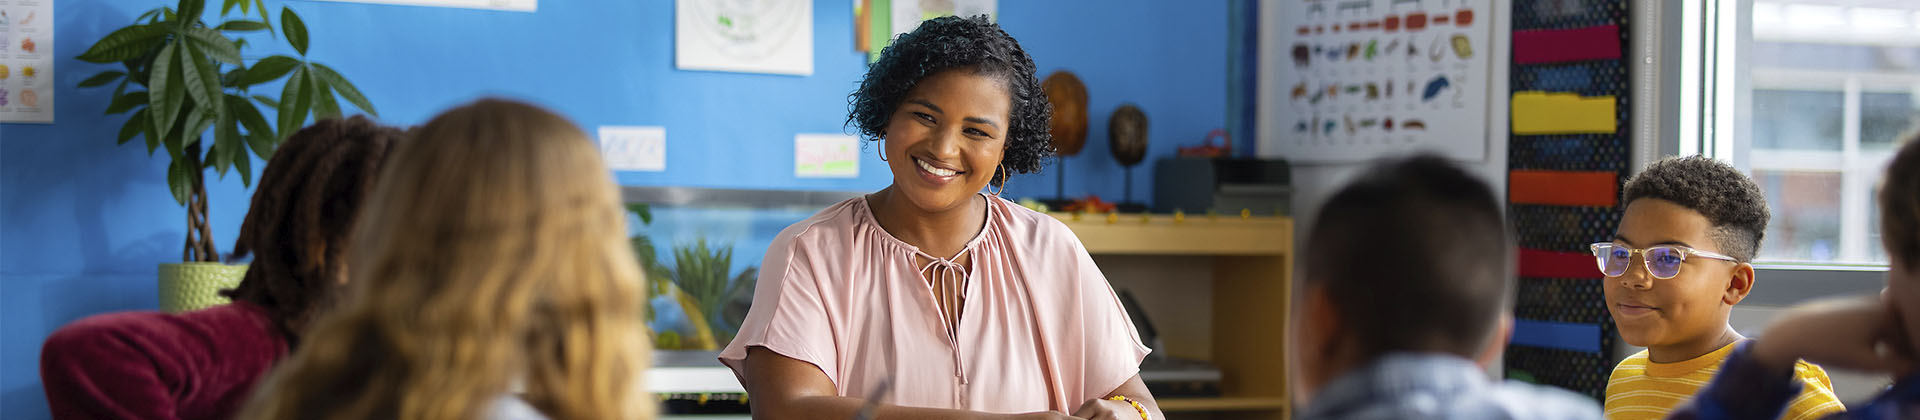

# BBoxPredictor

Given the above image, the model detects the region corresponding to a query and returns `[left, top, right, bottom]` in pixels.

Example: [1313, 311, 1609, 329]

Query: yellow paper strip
[1511, 91, 1616, 135]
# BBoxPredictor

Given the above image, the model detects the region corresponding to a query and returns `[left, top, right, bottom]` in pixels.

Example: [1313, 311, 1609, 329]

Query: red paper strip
[1515, 25, 1623, 64]
[1520, 248, 1602, 279]
[1510, 170, 1618, 207]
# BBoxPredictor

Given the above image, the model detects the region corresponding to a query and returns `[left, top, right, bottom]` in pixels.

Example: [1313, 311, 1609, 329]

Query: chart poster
[312, 0, 535, 12]
[1, 0, 54, 123]
[676, 0, 813, 76]
[1273, 0, 1492, 162]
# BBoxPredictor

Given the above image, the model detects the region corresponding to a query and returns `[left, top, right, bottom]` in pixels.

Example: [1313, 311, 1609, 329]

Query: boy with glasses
[1663, 132, 1920, 420]
[1598, 156, 1844, 419]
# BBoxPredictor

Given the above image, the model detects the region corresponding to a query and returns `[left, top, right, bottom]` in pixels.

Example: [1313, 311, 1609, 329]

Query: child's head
[222, 116, 403, 337]
[239, 99, 649, 420]
[1295, 155, 1511, 400]
[1604, 156, 1769, 349]
[1878, 133, 1920, 352]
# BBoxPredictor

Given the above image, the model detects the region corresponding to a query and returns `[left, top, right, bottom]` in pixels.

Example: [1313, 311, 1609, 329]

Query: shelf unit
[1049, 213, 1293, 420]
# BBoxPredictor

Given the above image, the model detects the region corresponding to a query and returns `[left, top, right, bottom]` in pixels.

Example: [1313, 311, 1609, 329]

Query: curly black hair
[1622, 156, 1771, 262]
[848, 15, 1053, 186]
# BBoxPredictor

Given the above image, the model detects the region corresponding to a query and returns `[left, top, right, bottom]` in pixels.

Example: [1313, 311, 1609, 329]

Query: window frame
[1645, 0, 1897, 296]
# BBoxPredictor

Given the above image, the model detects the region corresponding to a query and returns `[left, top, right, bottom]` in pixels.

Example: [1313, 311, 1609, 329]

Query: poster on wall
[0, 0, 54, 123]
[860, 0, 994, 62]
[311, 0, 535, 12]
[1272, 0, 1492, 162]
[676, 0, 813, 76]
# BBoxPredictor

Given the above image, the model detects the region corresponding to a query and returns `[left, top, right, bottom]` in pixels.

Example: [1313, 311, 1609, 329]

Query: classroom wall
[0, 0, 1226, 417]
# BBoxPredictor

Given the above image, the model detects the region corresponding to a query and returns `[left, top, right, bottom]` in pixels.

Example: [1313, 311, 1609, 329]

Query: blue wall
[0, 0, 1224, 416]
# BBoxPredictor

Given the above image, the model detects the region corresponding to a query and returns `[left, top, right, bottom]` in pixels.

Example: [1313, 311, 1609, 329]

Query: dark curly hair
[222, 116, 403, 344]
[1622, 156, 1771, 262]
[848, 15, 1053, 186]
[1881, 131, 1920, 267]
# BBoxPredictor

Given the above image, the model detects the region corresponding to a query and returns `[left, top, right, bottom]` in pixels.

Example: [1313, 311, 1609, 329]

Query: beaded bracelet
[1105, 395, 1150, 420]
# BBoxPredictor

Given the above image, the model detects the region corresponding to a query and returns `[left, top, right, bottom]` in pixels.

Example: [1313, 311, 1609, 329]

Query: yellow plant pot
[158, 263, 249, 313]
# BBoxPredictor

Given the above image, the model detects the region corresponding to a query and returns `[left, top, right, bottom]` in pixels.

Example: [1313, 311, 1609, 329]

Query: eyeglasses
[1589, 242, 1739, 280]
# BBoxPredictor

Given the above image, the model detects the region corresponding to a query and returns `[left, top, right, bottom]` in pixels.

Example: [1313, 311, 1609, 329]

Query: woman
[40, 117, 401, 420]
[237, 99, 651, 420]
[720, 16, 1162, 420]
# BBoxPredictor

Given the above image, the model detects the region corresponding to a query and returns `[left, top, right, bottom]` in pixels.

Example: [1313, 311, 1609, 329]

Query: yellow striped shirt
[1604, 341, 1844, 420]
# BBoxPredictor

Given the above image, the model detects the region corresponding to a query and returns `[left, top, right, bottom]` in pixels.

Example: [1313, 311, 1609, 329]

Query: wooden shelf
[1048, 213, 1293, 256]
[1157, 396, 1291, 412]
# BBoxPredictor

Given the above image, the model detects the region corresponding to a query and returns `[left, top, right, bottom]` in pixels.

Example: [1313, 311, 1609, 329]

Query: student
[1295, 155, 1601, 420]
[235, 99, 652, 420]
[722, 15, 1159, 420]
[40, 117, 401, 420]
[1599, 156, 1843, 419]
[1666, 134, 1920, 420]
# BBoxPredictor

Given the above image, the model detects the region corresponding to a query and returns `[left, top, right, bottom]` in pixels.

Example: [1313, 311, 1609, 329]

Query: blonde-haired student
[237, 99, 652, 420]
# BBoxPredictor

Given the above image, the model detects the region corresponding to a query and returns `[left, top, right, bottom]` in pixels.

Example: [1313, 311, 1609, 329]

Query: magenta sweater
[40, 302, 288, 420]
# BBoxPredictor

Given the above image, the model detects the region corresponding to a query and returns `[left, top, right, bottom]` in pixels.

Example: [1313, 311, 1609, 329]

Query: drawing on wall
[1273, 0, 1493, 162]
[312, 0, 536, 12]
[1, 0, 54, 123]
[861, 0, 995, 62]
[676, 0, 813, 76]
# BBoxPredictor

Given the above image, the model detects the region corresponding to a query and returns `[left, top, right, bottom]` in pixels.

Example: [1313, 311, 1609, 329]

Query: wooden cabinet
[1050, 213, 1293, 420]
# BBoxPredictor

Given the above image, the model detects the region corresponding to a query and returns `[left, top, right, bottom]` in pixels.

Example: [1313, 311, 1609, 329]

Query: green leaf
[182, 27, 242, 65]
[222, 0, 242, 16]
[79, 71, 126, 87]
[119, 108, 151, 145]
[228, 94, 274, 150]
[176, 42, 227, 122]
[237, 55, 300, 86]
[213, 116, 239, 176]
[176, 0, 206, 29]
[251, 94, 278, 110]
[234, 137, 253, 186]
[276, 68, 312, 140]
[281, 7, 309, 56]
[308, 63, 376, 117]
[76, 24, 170, 63]
[167, 160, 192, 205]
[106, 91, 150, 115]
[221, 67, 244, 86]
[255, 0, 272, 33]
[180, 105, 210, 150]
[310, 75, 341, 120]
[149, 42, 183, 142]
[215, 20, 268, 32]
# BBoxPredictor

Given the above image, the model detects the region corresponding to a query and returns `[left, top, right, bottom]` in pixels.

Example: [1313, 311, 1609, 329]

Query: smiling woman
[717, 15, 1164, 420]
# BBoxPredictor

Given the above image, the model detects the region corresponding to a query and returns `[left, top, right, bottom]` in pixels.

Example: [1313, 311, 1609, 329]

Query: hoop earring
[877, 145, 888, 162]
[987, 164, 1008, 197]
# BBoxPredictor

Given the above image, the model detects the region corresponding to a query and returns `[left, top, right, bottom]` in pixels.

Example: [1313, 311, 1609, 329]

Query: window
[1685, 0, 1920, 266]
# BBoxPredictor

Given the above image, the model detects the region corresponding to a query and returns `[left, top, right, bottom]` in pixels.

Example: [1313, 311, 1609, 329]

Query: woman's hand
[1070, 399, 1141, 420]
[1752, 296, 1915, 375]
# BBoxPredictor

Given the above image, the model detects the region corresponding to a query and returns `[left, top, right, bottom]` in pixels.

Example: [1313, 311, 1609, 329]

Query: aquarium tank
[625, 187, 860, 352]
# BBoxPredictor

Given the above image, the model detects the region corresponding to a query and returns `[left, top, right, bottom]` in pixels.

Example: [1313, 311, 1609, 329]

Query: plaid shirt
[1301, 352, 1603, 420]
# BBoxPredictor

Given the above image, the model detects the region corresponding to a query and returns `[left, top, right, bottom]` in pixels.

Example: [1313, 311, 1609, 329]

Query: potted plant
[75, 0, 376, 312]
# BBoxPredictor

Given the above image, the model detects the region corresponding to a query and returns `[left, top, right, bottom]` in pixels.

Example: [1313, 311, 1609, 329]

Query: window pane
[1753, 89, 1844, 151]
[1753, 170, 1843, 262]
[1862, 91, 1918, 152]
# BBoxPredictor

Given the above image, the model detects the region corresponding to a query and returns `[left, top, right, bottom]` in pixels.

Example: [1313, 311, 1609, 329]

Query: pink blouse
[719, 194, 1151, 413]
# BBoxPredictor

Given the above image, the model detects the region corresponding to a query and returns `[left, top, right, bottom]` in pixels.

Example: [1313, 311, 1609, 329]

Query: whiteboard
[1266, 0, 1498, 163]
